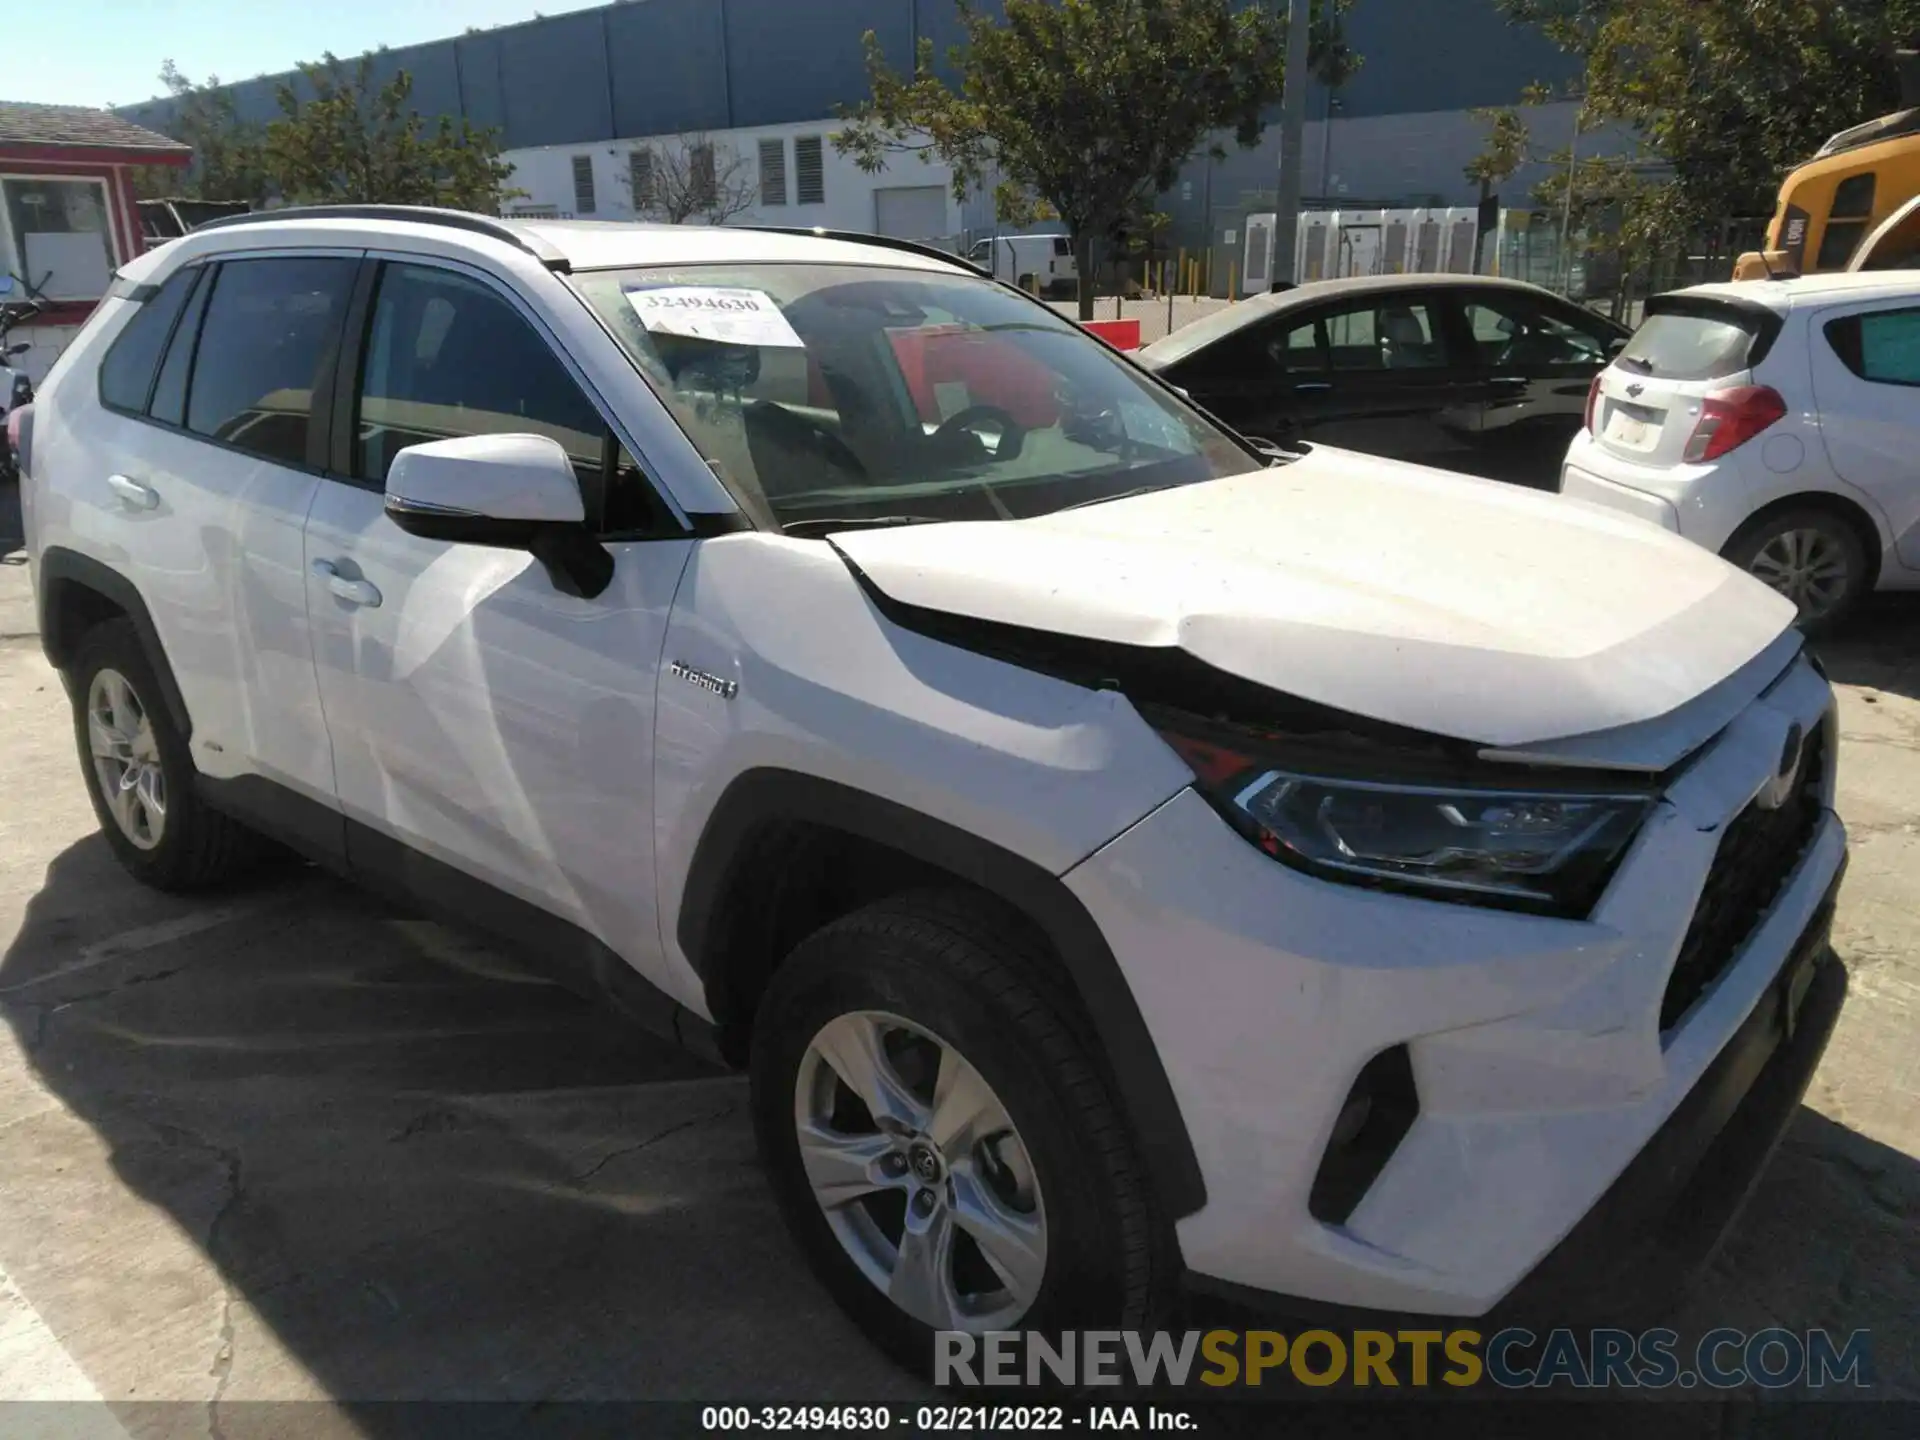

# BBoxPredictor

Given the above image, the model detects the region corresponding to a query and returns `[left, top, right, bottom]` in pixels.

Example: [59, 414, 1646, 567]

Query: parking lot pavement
[1, 515, 1917, 1418]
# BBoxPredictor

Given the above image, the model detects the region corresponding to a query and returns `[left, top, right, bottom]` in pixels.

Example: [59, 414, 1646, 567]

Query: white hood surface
[833, 447, 1798, 750]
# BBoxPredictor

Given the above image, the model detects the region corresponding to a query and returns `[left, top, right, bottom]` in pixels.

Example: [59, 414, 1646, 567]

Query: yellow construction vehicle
[1735, 47, 1920, 279]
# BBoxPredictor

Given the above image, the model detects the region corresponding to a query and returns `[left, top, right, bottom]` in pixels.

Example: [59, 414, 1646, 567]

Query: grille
[1661, 720, 1828, 1031]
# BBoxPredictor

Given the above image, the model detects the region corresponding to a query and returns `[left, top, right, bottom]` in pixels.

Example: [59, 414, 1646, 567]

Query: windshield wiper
[1056, 484, 1175, 513]
[1616, 353, 1656, 375]
[782, 515, 951, 538]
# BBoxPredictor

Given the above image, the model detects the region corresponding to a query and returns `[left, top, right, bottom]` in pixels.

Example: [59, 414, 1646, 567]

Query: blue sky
[18, 0, 606, 110]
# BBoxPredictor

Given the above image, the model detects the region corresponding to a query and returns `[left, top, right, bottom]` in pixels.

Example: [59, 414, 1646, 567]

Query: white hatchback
[1561, 273, 1920, 630]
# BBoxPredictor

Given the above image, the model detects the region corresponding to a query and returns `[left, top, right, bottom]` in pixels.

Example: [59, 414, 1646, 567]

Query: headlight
[1158, 722, 1653, 915]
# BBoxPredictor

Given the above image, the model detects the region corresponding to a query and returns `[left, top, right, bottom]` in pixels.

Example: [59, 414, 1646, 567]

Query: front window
[1463, 297, 1619, 370]
[572, 263, 1260, 532]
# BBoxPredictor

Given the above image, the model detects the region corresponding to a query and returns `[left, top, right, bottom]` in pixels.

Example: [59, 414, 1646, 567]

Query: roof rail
[186, 204, 573, 272]
[735, 225, 989, 278]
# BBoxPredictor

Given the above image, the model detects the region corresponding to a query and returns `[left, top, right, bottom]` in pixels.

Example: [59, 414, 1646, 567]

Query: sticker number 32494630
[624, 286, 805, 348]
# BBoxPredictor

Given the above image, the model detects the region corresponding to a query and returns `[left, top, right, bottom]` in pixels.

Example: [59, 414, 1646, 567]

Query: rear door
[85, 251, 358, 807]
[1294, 292, 1483, 465]
[1812, 301, 1920, 567]
[1455, 289, 1625, 486]
[1587, 297, 1780, 470]
[1154, 310, 1315, 443]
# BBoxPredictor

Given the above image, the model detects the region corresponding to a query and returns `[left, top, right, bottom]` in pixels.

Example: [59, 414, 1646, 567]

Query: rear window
[97, 267, 198, 414]
[1826, 308, 1920, 387]
[1616, 306, 1765, 382]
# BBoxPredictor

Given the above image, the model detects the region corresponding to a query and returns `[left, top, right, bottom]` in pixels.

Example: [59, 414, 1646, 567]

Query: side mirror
[385, 433, 613, 599]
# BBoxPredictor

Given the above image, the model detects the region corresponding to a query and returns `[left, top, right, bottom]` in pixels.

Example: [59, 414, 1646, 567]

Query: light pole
[1319, 91, 1341, 202]
[1272, 0, 1312, 288]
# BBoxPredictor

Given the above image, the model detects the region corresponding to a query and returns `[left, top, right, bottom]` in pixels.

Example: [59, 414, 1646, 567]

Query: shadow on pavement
[1666, 1106, 1919, 1398]
[1813, 592, 1920, 701]
[0, 836, 922, 1420]
[1, 836, 1913, 1430]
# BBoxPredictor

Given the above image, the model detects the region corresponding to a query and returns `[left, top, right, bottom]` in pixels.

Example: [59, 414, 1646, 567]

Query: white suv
[1562, 273, 1920, 630]
[19, 207, 1847, 1373]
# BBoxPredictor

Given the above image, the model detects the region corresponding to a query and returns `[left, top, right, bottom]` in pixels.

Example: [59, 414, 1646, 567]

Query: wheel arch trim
[1725, 490, 1887, 589]
[36, 546, 193, 740]
[676, 767, 1208, 1219]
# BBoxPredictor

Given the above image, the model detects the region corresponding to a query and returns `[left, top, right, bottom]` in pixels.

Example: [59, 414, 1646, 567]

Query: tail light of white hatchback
[1682, 385, 1787, 463]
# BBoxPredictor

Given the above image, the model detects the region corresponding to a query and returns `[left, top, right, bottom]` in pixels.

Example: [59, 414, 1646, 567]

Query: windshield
[572, 263, 1260, 531]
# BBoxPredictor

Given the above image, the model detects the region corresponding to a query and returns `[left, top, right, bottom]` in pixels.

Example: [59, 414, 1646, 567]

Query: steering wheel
[932, 404, 1026, 462]
[743, 400, 869, 485]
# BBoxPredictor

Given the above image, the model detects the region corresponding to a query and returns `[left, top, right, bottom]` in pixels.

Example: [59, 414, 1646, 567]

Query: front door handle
[311, 558, 383, 609]
[1488, 376, 1530, 387]
[106, 473, 159, 511]
[1294, 382, 1333, 394]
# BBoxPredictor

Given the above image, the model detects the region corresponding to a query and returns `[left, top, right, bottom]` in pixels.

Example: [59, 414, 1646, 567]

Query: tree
[1463, 100, 1539, 205]
[264, 53, 516, 213]
[1499, 0, 1920, 252]
[139, 61, 270, 205]
[837, 0, 1358, 318]
[630, 134, 759, 224]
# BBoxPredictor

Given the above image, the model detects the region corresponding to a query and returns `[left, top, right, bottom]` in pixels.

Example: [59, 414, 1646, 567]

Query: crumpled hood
[832, 446, 1797, 749]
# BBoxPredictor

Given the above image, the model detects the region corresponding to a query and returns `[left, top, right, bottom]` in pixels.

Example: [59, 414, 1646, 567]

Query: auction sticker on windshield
[625, 286, 804, 347]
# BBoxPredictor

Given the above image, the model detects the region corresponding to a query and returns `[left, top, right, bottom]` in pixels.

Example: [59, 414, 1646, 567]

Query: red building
[0, 101, 191, 381]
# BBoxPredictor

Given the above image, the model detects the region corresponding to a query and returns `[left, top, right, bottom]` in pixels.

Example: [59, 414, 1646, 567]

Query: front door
[302, 257, 695, 974]
[1454, 290, 1622, 487]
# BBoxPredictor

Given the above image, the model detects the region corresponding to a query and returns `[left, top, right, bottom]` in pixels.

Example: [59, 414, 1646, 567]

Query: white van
[966, 233, 1078, 297]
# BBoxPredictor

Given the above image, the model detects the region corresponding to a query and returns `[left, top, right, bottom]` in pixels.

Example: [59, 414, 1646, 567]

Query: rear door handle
[106, 474, 159, 511]
[1294, 382, 1333, 394]
[311, 558, 383, 609]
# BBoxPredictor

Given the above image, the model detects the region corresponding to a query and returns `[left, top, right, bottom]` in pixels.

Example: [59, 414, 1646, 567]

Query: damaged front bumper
[1064, 654, 1845, 1319]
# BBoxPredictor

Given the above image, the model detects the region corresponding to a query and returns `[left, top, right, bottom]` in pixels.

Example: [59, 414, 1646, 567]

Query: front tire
[68, 619, 258, 890]
[751, 891, 1173, 1377]
[1722, 508, 1869, 635]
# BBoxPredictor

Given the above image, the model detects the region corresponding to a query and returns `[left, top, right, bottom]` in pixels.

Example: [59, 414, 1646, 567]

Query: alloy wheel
[793, 1009, 1047, 1331]
[87, 668, 167, 851]
[1748, 527, 1852, 620]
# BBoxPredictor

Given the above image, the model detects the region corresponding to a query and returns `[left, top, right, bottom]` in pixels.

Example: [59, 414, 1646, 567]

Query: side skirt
[197, 773, 725, 1066]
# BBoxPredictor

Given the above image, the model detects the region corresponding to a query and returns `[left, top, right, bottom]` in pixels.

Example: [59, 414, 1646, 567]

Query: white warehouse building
[501, 120, 966, 244]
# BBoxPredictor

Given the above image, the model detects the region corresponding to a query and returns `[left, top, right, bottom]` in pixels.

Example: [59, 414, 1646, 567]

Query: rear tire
[1722, 508, 1870, 635]
[750, 890, 1175, 1379]
[67, 619, 259, 890]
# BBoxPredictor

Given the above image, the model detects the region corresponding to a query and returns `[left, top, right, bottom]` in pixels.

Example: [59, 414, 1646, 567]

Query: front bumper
[1065, 652, 1843, 1317]
[1186, 882, 1845, 1326]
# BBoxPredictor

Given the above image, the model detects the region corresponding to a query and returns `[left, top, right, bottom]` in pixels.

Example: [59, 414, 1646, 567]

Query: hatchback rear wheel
[1723, 509, 1868, 634]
